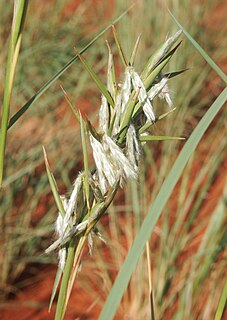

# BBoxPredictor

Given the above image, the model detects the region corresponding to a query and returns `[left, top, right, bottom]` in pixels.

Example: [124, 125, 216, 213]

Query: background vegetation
[0, 0, 226, 319]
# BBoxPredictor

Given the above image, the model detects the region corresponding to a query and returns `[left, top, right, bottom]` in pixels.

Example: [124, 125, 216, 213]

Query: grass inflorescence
[0, 1, 226, 320]
[44, 27, 185, 320]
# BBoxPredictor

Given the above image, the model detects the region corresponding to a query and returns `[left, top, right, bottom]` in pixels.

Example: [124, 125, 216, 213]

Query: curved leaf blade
[99, 88, 227, 320]
[7, 8, 132, 129]
[169, 10, 226, 83]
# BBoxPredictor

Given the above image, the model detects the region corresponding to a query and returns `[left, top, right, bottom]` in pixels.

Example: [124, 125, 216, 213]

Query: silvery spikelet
[121, 68, 132, 112]
[148, 76, 173, 107]
[144, 30, 182, 77]
[148, 77, 169, 101]
[103, 135, 137, 186]
[90, 134, 116, 194]
[112, 91, 122, 136]
[90, 134, 137, 194]
[54, 173, 83, 269]
[55, 196, 68, 270]
[99, 95, 109, 134]
[130, 69, 156, 122]
[88, 233, 94, 256]
[112, 69, 132, 136]
[126, 124, 140, 172]
[158, 82, 173, 107]
[64, 172, 83, 226]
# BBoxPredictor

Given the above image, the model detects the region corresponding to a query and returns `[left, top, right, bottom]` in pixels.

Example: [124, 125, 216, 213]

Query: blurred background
[0, 0, 226, 319]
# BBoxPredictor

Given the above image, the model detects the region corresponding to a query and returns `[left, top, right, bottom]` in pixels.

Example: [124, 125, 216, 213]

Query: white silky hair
[90, 134, 137, 194]
[55, 196, 68, 270]
[126, 124, 140, 172]
[99, 95, 109, 134]
[121, 68, 132, 112]
[55, 173, 83, 270]
[130, 69, 156, 122]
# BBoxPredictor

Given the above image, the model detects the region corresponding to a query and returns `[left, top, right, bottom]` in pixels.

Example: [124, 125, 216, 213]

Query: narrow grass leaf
[164, 68, 190, 79]
[64, 236, 87, 317]
[141, 30, 182, 79]
[8, 8, 132, 129]
[132, 42, 181, 117]
[99, 87, 227, 320]
[106, 40, 116, 98]
[80, 113, 90, 209]
[139, 135, 185, 142]
[112, 25, 128, 68]
[0, 0, 29, 185]
[157, 108, 176, 121]
[139, 108, 176, 134]
[75, 48, 114, 107]
[193, 187, 226, 292]
[214, 281, 227, 320]
[61, 86, 80, 122]
[49, 267, 63, 311]
[169, 10, 226, 83]
[86, 118, 101, 142]
[43, 146, 65, 218]
[55, 238, 76, 320]
[129, 34, 142, 66]
[143, 42, 182, 91]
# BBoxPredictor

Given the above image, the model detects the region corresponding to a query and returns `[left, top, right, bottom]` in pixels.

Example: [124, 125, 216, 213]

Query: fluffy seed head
[121, 68, 132, 112]
[90, 134, 137, 193]
[126, 124, 140, 171]
[148, 77, 169, 101]
[64, 172, 83, 226]
[99, 95, 109, 134]
[158, 82, 173, 107]
[131, 70, 155, 122]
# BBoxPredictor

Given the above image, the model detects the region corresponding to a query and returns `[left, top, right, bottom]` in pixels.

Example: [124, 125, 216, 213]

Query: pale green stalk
[54, 238, 77, 320]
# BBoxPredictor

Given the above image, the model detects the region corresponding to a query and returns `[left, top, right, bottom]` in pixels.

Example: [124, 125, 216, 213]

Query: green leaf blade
[169, 10, 226, 83]
[139, 135, 185, 142]
[99, 87, 227, 320]
[43, 146, 65, 218]
[8, 8, 132, 129]
[80, 113, 90, 208]
[75, 48, 114, 107]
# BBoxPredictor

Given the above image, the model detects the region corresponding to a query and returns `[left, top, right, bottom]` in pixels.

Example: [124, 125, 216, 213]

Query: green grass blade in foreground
[7, 7, 132, 129]
[99, 88, 227, 320]
[214, 280, 227, 320]
[0, 0, 28, 185]
[169, 10, 227, 84]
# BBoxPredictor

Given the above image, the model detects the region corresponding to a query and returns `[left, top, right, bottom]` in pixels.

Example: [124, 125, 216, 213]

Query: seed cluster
[45, 30, 181, 270]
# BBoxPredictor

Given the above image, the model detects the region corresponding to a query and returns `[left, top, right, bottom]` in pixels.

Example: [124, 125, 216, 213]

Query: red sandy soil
[1, 0, 226, 319]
